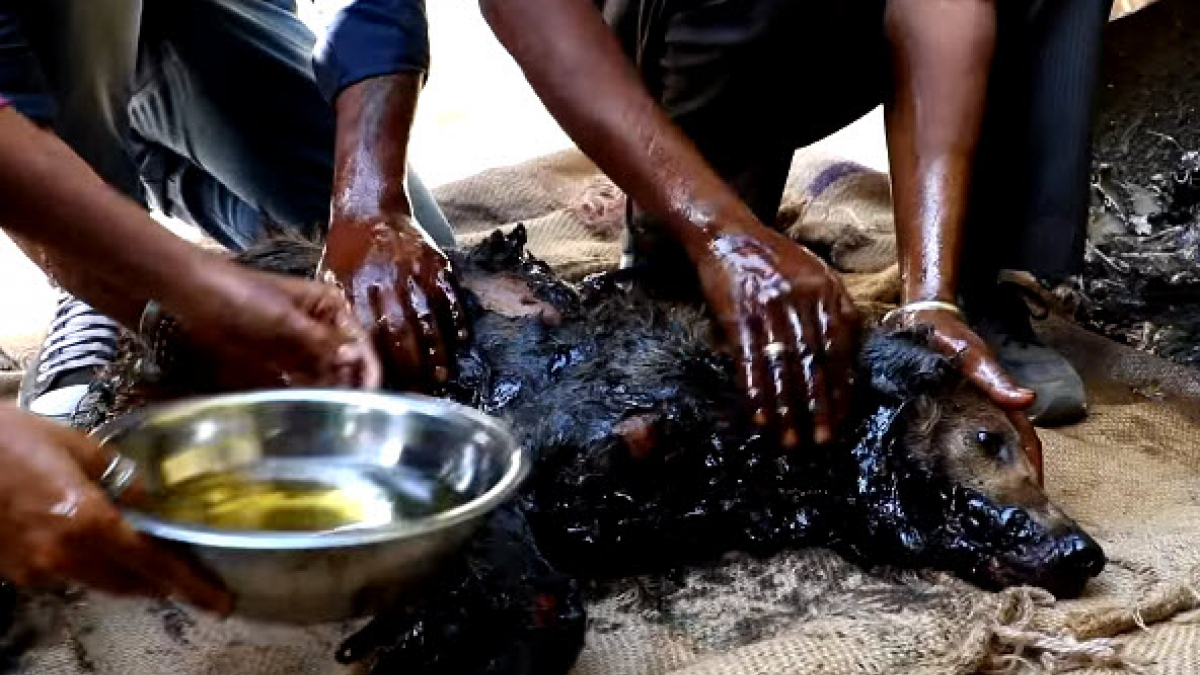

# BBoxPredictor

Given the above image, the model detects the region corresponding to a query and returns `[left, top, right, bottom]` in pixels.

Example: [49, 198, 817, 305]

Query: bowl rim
[92, 389, 528, 550]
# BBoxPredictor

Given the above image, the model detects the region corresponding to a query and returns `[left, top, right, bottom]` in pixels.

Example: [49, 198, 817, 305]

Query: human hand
[0, 406, 231, 612]
[693, 226, 861, 449]
[173, 260, 381, 390]
[320, 215, 468, 390]
[884, 306, 1041, 478]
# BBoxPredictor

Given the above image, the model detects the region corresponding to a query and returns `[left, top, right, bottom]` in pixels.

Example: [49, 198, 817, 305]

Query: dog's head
[845, 331, 1104, 598]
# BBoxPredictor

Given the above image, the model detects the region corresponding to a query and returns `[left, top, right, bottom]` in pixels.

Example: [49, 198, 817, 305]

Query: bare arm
[482, 0, 861, 447]
[0, 108, 215, 325]
[330, 74, 421, 222]
[883, 0, 1039, 469]
[320, 73, 467, 390]
[885, 0, 995, 306]
[480, 0, 756, 253]
[0, 107, 380, 388]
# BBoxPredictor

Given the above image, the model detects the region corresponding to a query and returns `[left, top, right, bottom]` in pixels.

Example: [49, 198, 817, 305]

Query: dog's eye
[975, 430, 1007, 458]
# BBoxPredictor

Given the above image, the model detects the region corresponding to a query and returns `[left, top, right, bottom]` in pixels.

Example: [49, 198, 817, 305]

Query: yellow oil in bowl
[149, 472, 393, 532]
[145, 463, 465, 534]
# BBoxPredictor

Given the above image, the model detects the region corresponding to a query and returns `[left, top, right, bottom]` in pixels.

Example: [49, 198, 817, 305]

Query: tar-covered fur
[75, 227, 1105, 675]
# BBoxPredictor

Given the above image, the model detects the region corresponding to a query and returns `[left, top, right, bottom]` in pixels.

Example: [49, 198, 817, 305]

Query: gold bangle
[883, 300, 963, 325]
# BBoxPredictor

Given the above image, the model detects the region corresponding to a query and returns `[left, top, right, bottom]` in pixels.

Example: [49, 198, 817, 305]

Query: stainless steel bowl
[94, 390, 527, 624]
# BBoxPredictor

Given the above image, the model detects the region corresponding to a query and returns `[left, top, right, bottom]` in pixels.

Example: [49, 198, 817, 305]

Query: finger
[109, 524, 232, 615]
[58, 555, 164, 599]
[264, 312, 345, 386]
[296, 283, 376, 387]
[825, 299, 864, 429]
[282, 279, 355, 357]
[820, 292, 859, 435]
[338, 312, 384, 389]
[734, 316, 773, 432]
[48, 497, 169, 599]
[317, 281, 383, 389]
[335, 338, 383, 390]
[59, 432, 150, 507]
[406, 279, 450, 386]
[969, 358, 1037, 412]
[372, 285, 425, 389]
[314, 283, 378, 365]
[789, 304, 833, 445]
[55, 537, 165, 599]
[55, 425, 116, 480]
[303, 279, 350, 326]
[1008, 410, 1044, 486]
[923, 324, 1036, 411]
[341, 286, 385, 388]
[349, 283, 379, 334]
[764, 308, 804, 450]
[438, 268, 470, 343]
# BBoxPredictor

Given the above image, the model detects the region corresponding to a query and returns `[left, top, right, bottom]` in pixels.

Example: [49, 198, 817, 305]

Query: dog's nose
[1035, 531, 1106, 599]
[1057, 531, 1106, 579]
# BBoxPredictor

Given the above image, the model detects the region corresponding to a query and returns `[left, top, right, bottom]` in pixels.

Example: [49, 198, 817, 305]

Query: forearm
[330, 73, 421, 225]
[8, 233, 145, 326]
[480, 0, 761, 256]
[884, 0, 996, 303]
[0, 108, 216, 324]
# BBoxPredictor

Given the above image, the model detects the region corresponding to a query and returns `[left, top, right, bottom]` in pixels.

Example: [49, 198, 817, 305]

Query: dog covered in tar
[77, 227, 1105, 675]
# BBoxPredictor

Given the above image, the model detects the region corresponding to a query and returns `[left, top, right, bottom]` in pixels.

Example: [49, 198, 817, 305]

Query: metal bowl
[94, 390, 527, 624]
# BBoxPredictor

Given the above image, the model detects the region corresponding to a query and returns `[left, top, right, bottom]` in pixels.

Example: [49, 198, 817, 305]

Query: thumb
[114, 523, 233, 616]
[51, 423, 113, 480]
[964, 354, 1036, 412]
[268, 276, 347, 348]
[926, 324, 1036, 411]
[276, 277, 377, 385]
[335, 340, 382, 390]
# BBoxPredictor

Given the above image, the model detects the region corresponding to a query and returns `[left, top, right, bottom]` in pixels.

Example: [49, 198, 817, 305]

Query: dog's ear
[860, 327, 958, 401]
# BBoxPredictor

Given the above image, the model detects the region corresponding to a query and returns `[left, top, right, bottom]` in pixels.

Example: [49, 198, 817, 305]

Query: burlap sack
[14, 151, 1200, 675]
[436, 148, 901, 283]
[436, 149, 628, 280]
[778, 153, 897, 275]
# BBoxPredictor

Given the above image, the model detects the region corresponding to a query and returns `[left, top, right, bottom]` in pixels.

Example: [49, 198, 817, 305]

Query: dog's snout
[1057, 531, 1106, 579]
[1029, 531, 1107, 599]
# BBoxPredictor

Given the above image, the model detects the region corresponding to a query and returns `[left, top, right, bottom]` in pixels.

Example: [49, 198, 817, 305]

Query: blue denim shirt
[312, 0, 430, 103]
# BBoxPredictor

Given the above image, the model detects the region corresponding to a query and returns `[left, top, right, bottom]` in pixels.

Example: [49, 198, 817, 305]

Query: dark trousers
[603, 0, 1113, 288]
[0, 0, 454, 252]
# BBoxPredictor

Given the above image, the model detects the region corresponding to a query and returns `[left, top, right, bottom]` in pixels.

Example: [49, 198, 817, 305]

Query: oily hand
[0, 406, 231, 612]
[887, 308, 1041, 477]
[179, 261, 381, 390]
[696, 227, 860, 449]
[321, 215, 468, 391]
